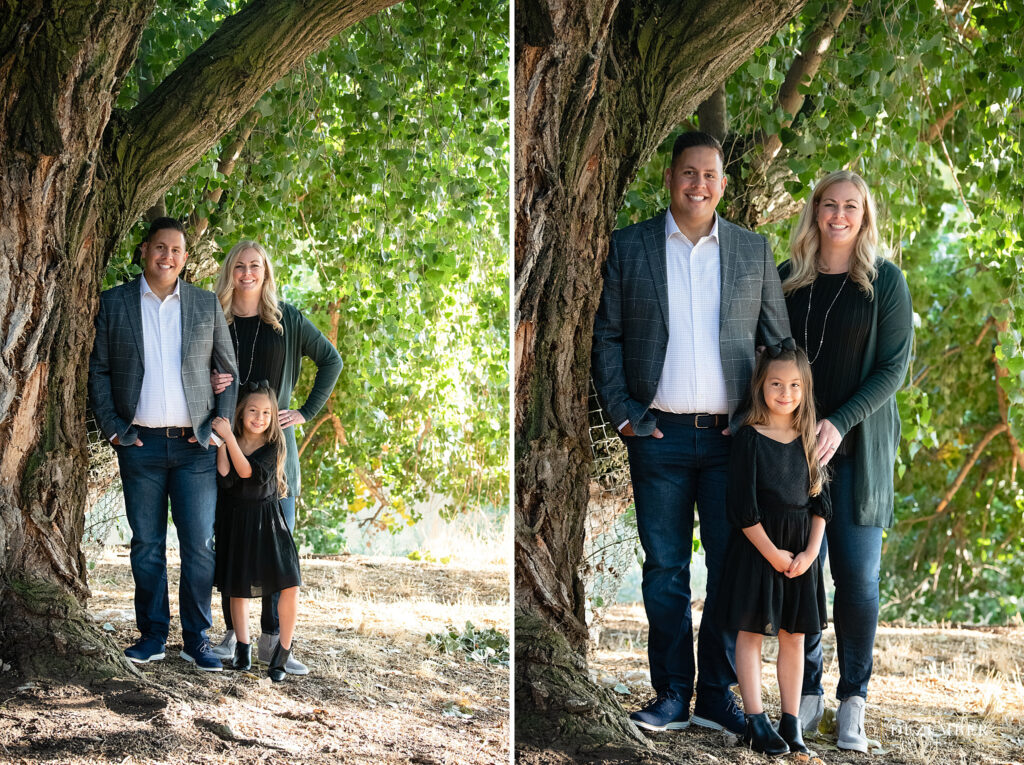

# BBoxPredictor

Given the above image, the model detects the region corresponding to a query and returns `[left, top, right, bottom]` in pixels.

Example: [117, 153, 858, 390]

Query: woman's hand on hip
[279, 410, 306, 428]
[815, 418, 842, 466]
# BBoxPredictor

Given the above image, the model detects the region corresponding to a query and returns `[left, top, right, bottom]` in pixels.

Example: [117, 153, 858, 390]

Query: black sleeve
[811, 480, 833, 522]
[726, 427, 761, 528]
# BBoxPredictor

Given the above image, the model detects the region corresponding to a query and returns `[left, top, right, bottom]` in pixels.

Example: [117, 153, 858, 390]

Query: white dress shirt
[649, 212, 729, 415]
[133, 276, 192, 428]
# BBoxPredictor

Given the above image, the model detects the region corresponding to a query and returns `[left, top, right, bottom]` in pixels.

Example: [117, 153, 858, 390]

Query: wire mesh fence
[84, 412, 127, 560]
[582, 380, 640, 640]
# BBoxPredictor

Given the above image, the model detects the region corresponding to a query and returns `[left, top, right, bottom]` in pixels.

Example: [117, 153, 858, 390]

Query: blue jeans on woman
[221, 496, 296, 635]
[803, 454, 883, 700]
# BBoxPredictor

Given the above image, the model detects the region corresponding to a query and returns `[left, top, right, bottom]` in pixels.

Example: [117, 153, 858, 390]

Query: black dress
[718, 426, 831, 636]
[214, 442, 302, 598]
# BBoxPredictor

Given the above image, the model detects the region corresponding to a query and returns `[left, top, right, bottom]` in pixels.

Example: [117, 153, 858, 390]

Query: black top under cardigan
[778, 258, 914, 528]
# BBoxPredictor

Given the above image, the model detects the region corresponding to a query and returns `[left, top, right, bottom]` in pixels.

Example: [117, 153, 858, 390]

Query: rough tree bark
[514, 0, 806, 752]
[0, 0, 398, 681]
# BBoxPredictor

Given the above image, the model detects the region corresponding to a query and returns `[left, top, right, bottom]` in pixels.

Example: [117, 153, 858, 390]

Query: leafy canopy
[104, 0, 509, 552]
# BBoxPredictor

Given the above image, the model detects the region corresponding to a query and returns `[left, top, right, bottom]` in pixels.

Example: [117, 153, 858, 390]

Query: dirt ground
[0, 549, 509, 764]
[540, 603, 1023, 765]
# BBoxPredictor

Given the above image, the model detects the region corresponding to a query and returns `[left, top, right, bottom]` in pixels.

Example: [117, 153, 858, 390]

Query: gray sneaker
[257, 633, 309, 675]
[798, 693, 824, 734]
[837, 696, 868, 752]
[211, 629, 236, 660]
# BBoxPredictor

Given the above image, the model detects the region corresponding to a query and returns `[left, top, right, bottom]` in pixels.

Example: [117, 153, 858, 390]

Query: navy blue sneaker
[124, 637, 165, 664]
[629, 692, 690, 732]
[692, 691, 745, 735]
[180, 640, 224, 672]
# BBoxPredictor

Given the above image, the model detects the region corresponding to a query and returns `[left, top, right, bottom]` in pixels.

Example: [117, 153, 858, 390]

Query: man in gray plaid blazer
[593, 132, 790, 734]
[89, 217, 237, 672]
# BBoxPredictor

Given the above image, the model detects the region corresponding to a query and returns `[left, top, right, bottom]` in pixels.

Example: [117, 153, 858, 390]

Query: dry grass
[587, 604, 1024, 765]
[0, 548, 509, 764]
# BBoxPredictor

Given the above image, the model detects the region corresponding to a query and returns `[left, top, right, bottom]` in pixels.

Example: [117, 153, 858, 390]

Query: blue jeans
[625, 416, 736, 703]
[222, 496, 295, 635]
[803, 454, 883, 700]
[117, 434, 218, 647]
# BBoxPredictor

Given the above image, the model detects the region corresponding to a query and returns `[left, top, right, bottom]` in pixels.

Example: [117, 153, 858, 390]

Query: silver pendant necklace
[804, 273, 848, 365]
[231, 315, 261, 385]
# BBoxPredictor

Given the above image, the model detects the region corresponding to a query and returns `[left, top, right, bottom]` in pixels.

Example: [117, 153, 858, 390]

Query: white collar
[665, 211, 720, 245]
[140, 274, 181, 300]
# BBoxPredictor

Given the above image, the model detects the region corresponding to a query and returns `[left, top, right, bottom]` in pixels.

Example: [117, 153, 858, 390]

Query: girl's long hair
[214, 240, 284, 333]
[783, 170, 884, 300]
[743, 346, 826, 496]
[233, 383, 288, 497]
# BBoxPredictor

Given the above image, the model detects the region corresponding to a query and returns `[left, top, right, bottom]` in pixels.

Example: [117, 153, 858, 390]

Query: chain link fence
[582, 380, 640, 642]
[83, 413, 127, 560]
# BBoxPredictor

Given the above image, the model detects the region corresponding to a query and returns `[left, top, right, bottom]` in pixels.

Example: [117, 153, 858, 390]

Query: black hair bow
[245, 379, 271, 392]
[765, 337, 797, 358]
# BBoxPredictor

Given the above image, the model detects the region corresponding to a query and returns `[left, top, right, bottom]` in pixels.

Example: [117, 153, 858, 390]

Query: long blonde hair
[743, 345, 826, 496]
[233, 383, 288, 497]
[214, 240, 283, 333]
[783, 170, 884, 300]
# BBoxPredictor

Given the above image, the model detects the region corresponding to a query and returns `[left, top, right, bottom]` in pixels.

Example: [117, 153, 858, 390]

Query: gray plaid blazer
[88, 278, 238, 448]
[592, 210, 790, 435]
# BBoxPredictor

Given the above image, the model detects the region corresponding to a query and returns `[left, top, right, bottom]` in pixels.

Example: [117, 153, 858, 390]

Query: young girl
[718, 341, 831, 756]
[212, 381, 302, 682]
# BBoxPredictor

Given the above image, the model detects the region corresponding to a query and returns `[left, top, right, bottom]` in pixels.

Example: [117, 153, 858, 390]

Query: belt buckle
[166, 427, 182, 438]
[694, 414, 709, 430]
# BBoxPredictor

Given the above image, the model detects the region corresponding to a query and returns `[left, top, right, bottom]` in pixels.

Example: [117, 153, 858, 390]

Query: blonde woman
[779, 171, 913, 752]
[209, 241, 342, 674]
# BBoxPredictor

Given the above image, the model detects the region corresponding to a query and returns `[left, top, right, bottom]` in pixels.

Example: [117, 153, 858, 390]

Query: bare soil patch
[0, 550, 509, 764]
[519, 604, 1024, 764]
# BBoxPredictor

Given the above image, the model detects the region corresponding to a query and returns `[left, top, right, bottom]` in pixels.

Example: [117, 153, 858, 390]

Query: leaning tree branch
[751, 0, 853, 175]
[186, 109, 260, 248]
[921, 100, 965, 143]
[933, 423, 1007, 516]
[912, 316, 993, 386]
[108, 0, 401, 229]
[918, 64, 972, 214]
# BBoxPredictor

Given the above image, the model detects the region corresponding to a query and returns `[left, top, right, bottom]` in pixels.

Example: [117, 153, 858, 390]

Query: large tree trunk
[514, 0, 806, 751]
[0, 0, 398, 681]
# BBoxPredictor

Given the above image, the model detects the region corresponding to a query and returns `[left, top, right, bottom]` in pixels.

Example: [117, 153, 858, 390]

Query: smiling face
[762, 359, 804, 421]
[232, 247, 266, 299]
[815, 180, 865, 253]
[241, 392, 274, 437]
[141, 228, 188, 296]
[664, 145, 727, 235]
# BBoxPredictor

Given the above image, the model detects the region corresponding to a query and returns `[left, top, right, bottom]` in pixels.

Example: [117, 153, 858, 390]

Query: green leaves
[427, 621, 509, 666]
[107, 0, 509, 546]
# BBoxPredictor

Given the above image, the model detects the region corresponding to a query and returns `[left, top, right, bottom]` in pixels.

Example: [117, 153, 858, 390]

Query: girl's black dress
[718, 425, 831, 636]
[214, 442, 302, 598]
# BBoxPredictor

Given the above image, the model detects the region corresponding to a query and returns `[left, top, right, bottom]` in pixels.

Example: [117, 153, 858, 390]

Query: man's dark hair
[145, 217, 186, 242]
[670, 131, 725, 168]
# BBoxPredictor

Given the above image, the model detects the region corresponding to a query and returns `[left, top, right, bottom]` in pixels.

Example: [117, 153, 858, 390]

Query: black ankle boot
[743, 712, 789, 756]
[231, 641, 251, 671]
[268, 642, 291, 682]
[778, 712, 810, 754]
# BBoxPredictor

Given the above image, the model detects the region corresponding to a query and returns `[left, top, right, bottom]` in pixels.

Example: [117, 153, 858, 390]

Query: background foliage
[616, 0, 1023, 623]
[101, 0, 509, 552]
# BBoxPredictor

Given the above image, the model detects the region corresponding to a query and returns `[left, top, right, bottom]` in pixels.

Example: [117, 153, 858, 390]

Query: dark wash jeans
[116, 434, 218, 648]
[221, 495, 296, 635]
[802, 453, 883, 700]
[624, 416, 737, 704]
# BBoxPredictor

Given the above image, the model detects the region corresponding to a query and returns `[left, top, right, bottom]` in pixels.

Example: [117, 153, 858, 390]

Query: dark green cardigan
[274, 302, 343, 497]
[778, 258, 914, 528]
